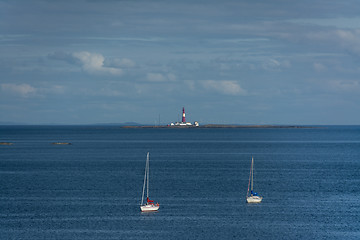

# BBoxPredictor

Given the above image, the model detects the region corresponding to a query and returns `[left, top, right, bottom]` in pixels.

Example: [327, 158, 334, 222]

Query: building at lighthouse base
[170, 121, 199, 127]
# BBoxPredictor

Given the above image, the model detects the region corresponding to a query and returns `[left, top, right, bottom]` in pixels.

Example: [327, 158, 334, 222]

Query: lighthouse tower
[182, 107, 186, 123]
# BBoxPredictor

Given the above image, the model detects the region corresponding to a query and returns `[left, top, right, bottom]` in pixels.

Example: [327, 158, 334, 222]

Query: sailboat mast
[251, 157, 254, 192]
[247, 158, 251, 197]
[147, 152, 149, 199]
[141, 153, 148, 205]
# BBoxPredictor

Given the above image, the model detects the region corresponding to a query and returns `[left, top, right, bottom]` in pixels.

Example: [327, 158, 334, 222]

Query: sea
[0, 125, 359, 240]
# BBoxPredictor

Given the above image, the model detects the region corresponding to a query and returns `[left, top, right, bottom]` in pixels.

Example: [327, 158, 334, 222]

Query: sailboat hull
[140, 204, 160, 212]
[246, 196, 263, 203]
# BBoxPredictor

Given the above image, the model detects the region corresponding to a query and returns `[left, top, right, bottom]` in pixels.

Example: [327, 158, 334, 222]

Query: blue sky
[1, 0, 360, 125]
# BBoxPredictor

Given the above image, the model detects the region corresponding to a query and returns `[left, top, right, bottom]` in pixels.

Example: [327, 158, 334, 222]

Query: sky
[1, 0, 360, 125]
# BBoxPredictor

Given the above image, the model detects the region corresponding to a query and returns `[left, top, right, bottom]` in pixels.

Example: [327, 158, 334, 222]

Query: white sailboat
[140, 152, 160, 212]
[246, 157, 263, 203]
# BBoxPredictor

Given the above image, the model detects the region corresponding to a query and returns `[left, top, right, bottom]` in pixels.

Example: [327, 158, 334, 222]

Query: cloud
[105, 58, 135, 68]
[313, 63, 327, 72]
[77, 87, 123, 97]
[261, 58, 291, 71]
[146, 73, 176, 82]
[0, 83, 67, 98]
[184, 80, 195, 91]
[306, 29, 360, 55]
[1, 83, 37, 97]
[329, 79, 360, 92]
[48, 51, 76, 64]
[44, 85, 65, 94]
[334, 29, 360, 54]
[72, 51, 123, 75]
[49, 51, 128, 75]
[202, 80, 247, 95]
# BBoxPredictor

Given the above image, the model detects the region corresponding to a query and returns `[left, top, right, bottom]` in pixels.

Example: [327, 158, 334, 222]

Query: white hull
[246, 196, 263, 203]
[140, 204, 159, 212]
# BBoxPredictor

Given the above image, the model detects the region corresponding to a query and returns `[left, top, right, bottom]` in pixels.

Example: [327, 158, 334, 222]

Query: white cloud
[147, 73, 165, 82]
[77, 87, 123, 97]
[289, 17, 360, 29]
[49, 51, 135, 75]
[335, 29, 360, 54]
[313, 63, 327, 72]
[42, 85, 65, 94]
[262, 58, 291, 71]
[184, 80, 195, 91]
[118, 58, 135, 68]
[202, 80, 247, 95]
[1, 83, 67, 98]
[146, 73, 176, 82]
[167, 73, 176, 81]
[329, 79, 360, 92]
[105, 58, 135, 68]
[306, 29, 360, 55]
[1, 83, 37, 97]
[98, 88, 122, 97]
[72, 51, 123, 75]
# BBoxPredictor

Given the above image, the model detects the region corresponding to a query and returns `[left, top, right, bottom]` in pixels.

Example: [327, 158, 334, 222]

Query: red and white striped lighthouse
[182, 107, 186, 123]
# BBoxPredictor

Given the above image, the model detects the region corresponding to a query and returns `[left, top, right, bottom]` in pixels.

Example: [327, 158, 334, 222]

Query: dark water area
[0, 125, 359, 239]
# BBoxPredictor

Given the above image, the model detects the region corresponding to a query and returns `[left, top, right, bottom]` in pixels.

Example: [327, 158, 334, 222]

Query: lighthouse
[182, 107, 186, 123]
[169, 107, 199, 127]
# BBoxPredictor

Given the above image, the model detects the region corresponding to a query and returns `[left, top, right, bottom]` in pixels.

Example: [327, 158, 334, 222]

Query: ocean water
[0, 125, 359, 239]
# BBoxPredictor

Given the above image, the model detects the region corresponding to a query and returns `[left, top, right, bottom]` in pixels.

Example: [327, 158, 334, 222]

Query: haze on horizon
[1, 0, 360, 125]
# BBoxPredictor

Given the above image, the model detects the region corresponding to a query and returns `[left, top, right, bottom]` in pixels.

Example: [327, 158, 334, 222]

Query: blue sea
[0, 125, 359, 239]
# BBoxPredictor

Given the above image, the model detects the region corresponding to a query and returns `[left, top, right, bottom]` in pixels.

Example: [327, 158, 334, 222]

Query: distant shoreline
[122, 124, 315, 129]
